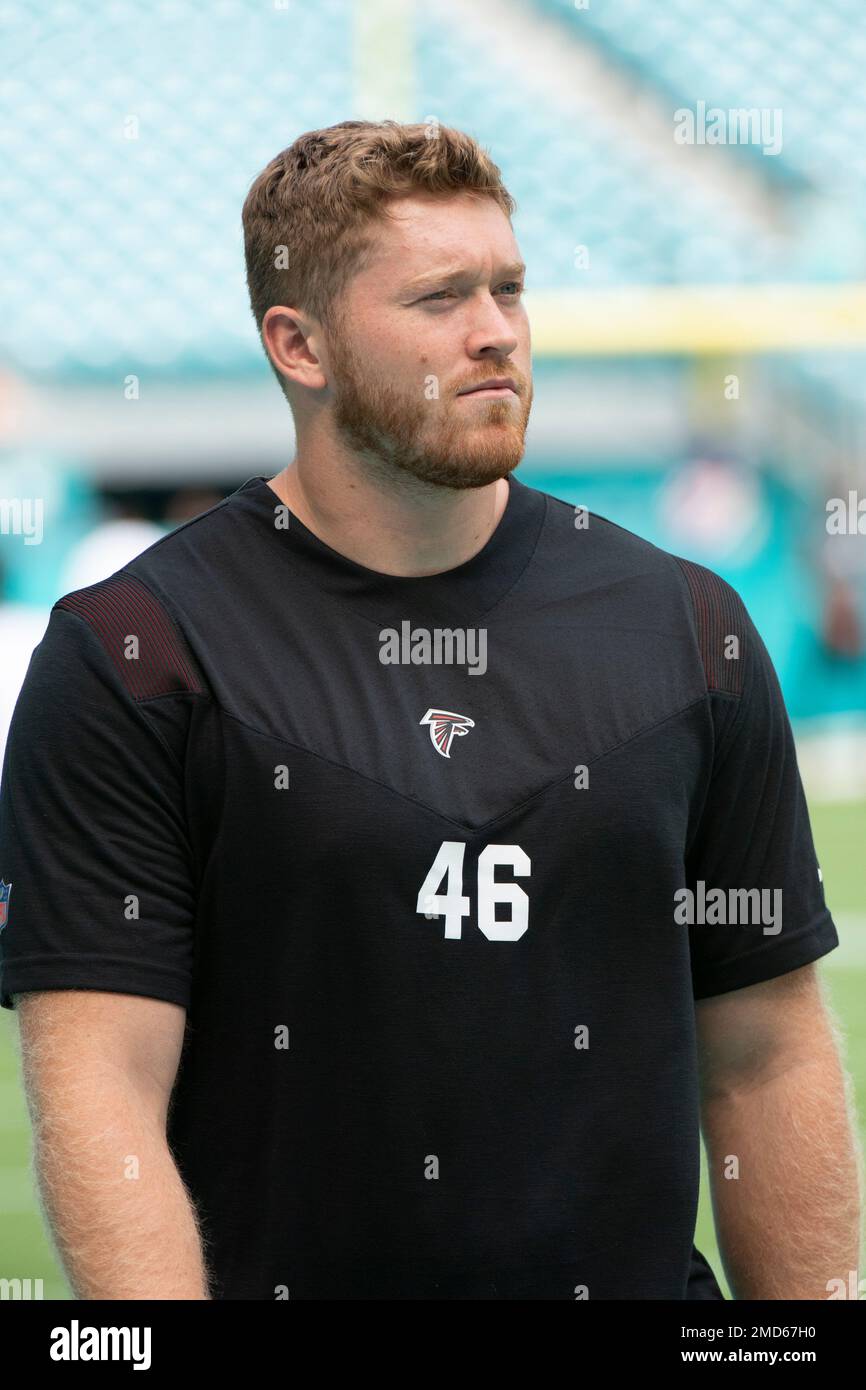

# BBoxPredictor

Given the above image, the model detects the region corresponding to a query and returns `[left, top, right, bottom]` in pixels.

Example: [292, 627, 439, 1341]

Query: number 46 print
[416, 840, 531, 941]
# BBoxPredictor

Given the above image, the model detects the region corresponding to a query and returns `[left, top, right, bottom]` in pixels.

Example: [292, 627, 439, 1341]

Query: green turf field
[2, 800, 864, 1300]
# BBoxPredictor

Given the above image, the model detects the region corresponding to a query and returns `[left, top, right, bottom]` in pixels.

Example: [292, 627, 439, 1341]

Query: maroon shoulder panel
[55, 572, 204, 700]
[673, 557, 746, 697]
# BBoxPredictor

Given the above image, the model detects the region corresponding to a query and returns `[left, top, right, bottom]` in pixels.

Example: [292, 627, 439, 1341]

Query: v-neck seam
[214, 692, 708, 836]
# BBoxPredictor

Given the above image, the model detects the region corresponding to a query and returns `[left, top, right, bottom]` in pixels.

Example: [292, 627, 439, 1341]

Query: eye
[419, 282, 525, 304]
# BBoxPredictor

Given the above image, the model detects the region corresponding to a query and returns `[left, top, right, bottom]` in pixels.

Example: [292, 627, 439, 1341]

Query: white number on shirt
[416, 841, 531, 941]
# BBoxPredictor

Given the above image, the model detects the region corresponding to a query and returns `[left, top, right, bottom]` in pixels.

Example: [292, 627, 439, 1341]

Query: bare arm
[697, 963, 863, 1299]
[16, 989, 210, 1300]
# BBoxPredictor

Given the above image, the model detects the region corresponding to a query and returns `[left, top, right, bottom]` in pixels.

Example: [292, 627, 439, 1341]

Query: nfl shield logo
[0, 879, 11, 930]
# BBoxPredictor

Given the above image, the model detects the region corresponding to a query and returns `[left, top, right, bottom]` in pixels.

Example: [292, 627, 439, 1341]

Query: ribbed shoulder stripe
[673, 556, 746, 697]
[54, 572, 204, 700]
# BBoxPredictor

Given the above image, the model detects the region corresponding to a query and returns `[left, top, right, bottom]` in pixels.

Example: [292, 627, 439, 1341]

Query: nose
[464, 296, 520, 360]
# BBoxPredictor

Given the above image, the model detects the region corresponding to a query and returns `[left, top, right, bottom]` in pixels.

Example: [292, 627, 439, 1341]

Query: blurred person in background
[60, 494, 165, 593]
[658, 448, 770, 566]
[819, 473, 866, 662]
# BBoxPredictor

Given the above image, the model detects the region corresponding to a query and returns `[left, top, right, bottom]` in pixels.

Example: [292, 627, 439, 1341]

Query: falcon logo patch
[420, 708, 475, 759]
[0, 879, 11, 930]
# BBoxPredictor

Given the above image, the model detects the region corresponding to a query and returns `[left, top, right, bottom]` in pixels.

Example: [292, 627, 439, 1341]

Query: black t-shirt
[0, 474, 838, 1299]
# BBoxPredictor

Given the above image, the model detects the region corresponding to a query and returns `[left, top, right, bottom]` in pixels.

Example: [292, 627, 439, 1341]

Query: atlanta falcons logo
[420, 708, 475, 759]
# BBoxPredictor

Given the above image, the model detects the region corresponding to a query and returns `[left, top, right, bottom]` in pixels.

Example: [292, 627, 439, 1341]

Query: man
[0, 121, 860, 1300]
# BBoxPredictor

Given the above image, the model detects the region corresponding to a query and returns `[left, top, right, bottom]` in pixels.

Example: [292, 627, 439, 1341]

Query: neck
[265, 455, 511, 578]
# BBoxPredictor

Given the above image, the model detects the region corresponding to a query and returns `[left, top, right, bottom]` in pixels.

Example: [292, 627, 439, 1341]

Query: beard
[326, 326, 533, 491]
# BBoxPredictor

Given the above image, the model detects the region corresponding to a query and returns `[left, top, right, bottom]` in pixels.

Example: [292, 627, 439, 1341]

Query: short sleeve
[682, 576, 839, 1001]
[0, 588, 199, 1010]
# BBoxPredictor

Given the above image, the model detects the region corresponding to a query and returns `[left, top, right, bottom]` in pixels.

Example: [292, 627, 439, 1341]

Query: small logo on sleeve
[420, 709, 475, 759]
[0, 880, 11, 930]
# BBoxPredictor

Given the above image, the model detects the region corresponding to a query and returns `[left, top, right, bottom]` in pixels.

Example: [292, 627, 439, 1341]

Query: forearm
[701, 1050, 863, 1299]
[31, 1080, 210, 1300]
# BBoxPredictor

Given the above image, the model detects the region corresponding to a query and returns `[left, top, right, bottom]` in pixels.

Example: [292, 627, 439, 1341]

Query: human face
[325, 191, 533, 490]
